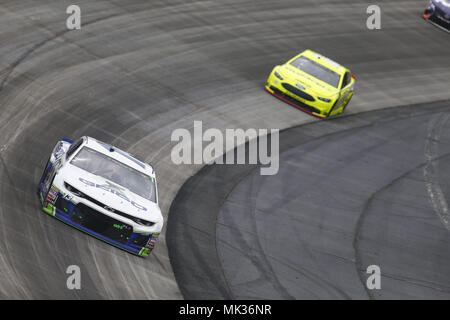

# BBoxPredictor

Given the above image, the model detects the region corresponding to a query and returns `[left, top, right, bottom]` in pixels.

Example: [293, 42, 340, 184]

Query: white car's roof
[82, 136, 155, 178]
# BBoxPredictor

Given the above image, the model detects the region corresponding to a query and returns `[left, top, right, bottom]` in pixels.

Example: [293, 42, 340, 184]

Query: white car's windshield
[290, 56, 341, 88]
[71, 147, 156, 202]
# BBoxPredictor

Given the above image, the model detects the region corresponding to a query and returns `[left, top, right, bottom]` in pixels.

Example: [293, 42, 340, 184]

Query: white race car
[38, 136, 163, 257]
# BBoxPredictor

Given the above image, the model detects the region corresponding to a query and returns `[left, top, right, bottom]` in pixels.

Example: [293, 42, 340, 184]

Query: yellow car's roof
[287, 50, 348, 76]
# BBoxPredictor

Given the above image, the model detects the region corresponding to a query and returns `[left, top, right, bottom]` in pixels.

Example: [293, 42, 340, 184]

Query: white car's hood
[60, 164, 162, 224]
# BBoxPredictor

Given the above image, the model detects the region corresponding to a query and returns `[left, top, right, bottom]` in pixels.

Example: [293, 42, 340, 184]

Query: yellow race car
[265, 50, 355, 118]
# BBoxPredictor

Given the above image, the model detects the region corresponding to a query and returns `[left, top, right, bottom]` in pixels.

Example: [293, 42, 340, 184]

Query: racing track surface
[0, 0, 450, 299]
[168, 101, 450, 299]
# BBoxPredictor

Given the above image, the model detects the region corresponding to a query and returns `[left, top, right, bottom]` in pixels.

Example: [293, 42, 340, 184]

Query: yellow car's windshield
[290, 56, 341, 88]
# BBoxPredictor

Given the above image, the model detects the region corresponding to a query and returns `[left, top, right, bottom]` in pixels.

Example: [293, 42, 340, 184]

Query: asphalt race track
[0, 0, 450, 299]
[168, 101, 450, 299]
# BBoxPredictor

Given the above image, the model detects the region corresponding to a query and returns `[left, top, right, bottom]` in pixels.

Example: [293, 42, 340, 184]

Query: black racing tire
[341, 94, 353, 113]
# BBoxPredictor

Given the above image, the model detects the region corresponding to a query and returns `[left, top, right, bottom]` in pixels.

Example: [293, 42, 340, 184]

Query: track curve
[168, 101, 450, 299]
[0, 0, 450, 299]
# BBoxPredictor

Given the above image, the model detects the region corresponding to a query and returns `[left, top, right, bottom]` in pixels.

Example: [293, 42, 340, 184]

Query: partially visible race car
[424, 0, 450, 32]
[265, 49, 355, 119]
[38, 136, 163, 257]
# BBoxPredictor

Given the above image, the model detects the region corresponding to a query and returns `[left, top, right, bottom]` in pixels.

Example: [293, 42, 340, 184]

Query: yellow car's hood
[278, 64, 340, 98]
